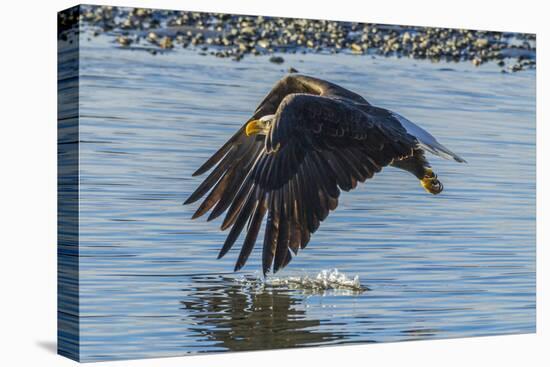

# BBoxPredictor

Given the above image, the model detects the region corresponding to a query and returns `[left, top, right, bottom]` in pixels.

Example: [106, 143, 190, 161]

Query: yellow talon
[420, 168, 443, 195]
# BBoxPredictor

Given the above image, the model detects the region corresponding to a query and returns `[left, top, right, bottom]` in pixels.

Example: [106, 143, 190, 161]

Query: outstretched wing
[253, 74, 371, 118]
[185, 76, 417, 275]
[184, 74, 354, 179]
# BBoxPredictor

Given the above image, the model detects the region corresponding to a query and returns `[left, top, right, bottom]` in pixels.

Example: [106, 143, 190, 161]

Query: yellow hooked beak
[245, 119, 266, 136]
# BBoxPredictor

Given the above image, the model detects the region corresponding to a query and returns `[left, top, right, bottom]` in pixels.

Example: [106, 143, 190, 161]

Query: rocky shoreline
[60, 5, 536, 73]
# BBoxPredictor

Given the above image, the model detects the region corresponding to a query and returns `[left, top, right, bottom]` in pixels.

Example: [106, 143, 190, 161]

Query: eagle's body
[184, 74, 465, 275]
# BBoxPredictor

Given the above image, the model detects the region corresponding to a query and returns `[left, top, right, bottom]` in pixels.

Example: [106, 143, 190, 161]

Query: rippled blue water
[71, 33, 535, 361]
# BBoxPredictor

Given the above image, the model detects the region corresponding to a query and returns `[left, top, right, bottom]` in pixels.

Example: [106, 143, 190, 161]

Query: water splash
[269, 269, 367, 292]
[234, 269, 368, 294]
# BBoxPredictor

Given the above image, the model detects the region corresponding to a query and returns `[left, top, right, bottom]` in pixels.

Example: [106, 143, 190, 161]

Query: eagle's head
[245, 114, 275, 136]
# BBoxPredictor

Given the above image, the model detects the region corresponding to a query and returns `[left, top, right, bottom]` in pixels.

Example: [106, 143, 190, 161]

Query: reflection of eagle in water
[181, 276, 346, 350]
[184, 75, 465, 275]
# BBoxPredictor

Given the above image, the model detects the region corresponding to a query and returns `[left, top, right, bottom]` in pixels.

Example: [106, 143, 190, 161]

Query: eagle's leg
[391, 149, 443, 195]
[419, 168, 443, 195]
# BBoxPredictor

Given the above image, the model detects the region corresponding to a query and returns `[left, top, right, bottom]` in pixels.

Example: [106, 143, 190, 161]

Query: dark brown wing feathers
[185, 74, 417, 275]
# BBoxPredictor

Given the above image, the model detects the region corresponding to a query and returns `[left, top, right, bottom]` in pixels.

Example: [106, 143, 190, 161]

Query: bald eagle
[184, 75, 465, 275]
